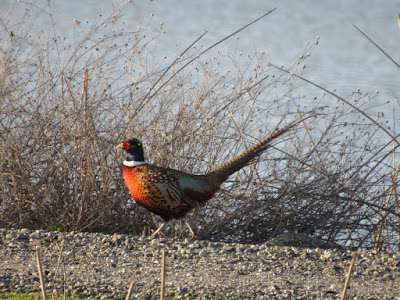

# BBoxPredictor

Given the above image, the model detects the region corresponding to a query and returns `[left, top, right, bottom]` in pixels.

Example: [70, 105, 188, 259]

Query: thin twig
[125, 282, 134, 300]
[341, 252, 357, 300]
[353, 24, 400, 70]
[269, 63, 399, 146]
[52, 240, 65, 299]
[398, 13, 400, 29]
[142, 31, 208, 103]
[36, 248, 48, 300]
[160, 249, 167, 300]
[134, 9, 276, 115]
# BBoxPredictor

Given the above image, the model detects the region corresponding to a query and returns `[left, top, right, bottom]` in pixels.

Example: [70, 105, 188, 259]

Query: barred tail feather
[208, 117, 306, 182]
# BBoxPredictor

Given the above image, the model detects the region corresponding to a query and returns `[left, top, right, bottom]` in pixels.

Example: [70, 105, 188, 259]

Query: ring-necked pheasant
[117, 118, 305, 237]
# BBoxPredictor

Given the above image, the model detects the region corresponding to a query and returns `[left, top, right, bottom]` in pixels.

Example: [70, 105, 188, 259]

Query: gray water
[1, 0, 399, 116]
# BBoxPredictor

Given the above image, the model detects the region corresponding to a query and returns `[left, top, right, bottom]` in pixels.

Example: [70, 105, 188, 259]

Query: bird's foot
[150, 223, 165, 239]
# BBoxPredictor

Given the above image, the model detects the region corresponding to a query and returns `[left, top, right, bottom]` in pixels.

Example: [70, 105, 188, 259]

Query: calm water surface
[2, 0, 399, 117]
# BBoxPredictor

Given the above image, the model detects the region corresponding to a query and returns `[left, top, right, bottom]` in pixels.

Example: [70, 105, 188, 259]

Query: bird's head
[116, 138, 146, 166]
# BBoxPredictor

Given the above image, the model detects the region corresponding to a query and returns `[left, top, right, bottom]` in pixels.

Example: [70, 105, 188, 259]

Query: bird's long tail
[207, 117, 306, 182]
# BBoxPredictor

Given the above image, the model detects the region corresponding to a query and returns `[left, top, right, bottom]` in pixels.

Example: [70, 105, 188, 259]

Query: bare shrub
[0, 2, 399, 250]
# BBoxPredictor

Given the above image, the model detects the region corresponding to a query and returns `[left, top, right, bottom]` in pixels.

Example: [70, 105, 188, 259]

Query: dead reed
[340, 252, 357, 300]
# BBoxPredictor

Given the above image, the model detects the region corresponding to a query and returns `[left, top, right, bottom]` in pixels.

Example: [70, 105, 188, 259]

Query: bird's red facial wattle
[116, 140, 137, 152]
[123, 141, 132, 151]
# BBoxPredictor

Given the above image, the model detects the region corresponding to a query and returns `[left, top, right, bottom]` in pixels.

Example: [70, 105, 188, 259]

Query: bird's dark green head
[116, 138, 145, 163]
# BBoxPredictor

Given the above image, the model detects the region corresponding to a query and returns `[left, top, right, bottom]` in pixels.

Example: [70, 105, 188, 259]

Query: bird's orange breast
[123, 166, 160, 208]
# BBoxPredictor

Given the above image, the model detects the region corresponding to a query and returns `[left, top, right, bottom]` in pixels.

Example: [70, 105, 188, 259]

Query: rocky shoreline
[1, 228, 399, 299]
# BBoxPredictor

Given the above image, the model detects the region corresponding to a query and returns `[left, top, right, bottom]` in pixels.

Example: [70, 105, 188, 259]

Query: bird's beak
[115, 143, 124, 150]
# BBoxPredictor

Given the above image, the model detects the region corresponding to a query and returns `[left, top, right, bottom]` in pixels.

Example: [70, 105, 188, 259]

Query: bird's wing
[143, 167, 200, 208]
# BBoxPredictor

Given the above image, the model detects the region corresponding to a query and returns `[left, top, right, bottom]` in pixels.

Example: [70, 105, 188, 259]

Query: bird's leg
[140, 226, 147, 237]
[185, 220, 195, 239]
[177, 219, 195, 239]
[150, 223, 165, 238]
[177, 220, 185, 239]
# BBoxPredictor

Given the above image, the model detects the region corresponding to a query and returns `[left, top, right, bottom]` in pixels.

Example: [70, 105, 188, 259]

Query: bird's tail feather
[207, 117, 307, 182]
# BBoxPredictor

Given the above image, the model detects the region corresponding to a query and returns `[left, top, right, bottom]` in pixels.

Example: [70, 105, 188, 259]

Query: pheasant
[116, 117, 305, 237]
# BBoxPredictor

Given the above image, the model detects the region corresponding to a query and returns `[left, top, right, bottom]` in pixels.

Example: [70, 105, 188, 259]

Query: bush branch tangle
[0, 1, 399, 251]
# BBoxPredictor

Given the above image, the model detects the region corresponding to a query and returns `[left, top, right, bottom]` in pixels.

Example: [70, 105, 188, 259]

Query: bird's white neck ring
[123, 160, 147, 167]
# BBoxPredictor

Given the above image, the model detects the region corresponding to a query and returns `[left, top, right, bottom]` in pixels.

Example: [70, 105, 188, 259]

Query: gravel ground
[1, 228, 400, 299]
